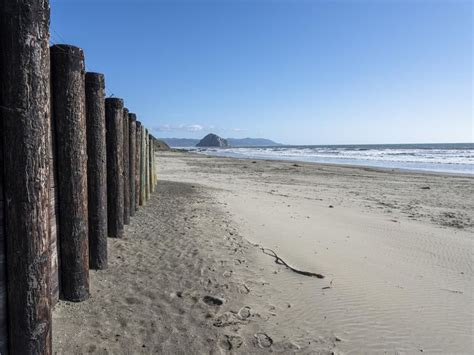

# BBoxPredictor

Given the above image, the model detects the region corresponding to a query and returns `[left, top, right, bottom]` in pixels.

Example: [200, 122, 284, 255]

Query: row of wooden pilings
[0, 1, 158, 353]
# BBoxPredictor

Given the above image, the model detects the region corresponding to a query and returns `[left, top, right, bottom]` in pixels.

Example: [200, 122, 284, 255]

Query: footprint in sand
[254, 333, 273, 348]
[202, 295, 224, 306]
[219, 335, 244, 351]
[237, 306, 251, 320]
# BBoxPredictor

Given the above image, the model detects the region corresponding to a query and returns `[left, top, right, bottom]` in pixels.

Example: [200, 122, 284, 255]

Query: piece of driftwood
[105, 98, 125, 238]
[135, 121, 142, 208]
[261, 248, 324, 279]
[129, 114, 137, 216]
[123, 108, 130, 225]
[0, 1, 53, 352]
[85, 72, 108, 270]
[51, 44, 90, 302]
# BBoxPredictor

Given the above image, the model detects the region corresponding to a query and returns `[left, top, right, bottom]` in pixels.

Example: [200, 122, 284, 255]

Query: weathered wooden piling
[149, 134, 153, 193]
[51, 44, 90, 302]
[48, 92, 60, 305]
[0, 125, 7, 354]
[123, 108, 130, 224]
[145, 129, 150, 200]
[140, 124, 146, 205]
[0, 0, 52, 352]
[105, 98, 125, 238]
[129, 114, 137, 215]
[136, 121, 142, 207]
[85, 72, 108, 270]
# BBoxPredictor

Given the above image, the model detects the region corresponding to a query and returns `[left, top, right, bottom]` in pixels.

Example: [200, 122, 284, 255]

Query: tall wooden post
[136, 121, 142, 207]
[0, 0, 52, 352]
[129, 114, 137, 216]
[48, 84, 60, 305]
[85, 72, 108, 270]
[140, 124, 146, 205]
[148, 134, 153, 193]
[105, 98, 125, 238]
[0, 120, 7, 354]
[145, 129, 150, 200]
[51, 44, 90, 302]
[123, 108, 130, 225]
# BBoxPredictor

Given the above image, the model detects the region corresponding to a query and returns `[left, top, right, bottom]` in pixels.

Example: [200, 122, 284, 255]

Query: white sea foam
[184, 144, 474, 174]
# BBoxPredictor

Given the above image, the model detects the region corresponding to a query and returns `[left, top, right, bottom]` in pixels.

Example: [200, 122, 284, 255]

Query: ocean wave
[186, 144, 474, 174]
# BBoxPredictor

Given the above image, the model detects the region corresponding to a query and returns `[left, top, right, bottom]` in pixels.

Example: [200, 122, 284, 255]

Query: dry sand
[53, 151, 473, 354]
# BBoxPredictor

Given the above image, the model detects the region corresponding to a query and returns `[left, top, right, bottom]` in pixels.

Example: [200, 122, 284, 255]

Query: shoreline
[177, 149, 474, 178]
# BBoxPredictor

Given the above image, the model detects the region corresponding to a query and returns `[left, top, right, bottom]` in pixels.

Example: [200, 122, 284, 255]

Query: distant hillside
[161, 136, 281, 147]
[227, 138, 281, 147]
[160, 138, 200, 147]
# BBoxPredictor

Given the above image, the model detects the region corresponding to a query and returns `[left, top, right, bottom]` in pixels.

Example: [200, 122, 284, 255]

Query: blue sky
[51, 0, 472, 145]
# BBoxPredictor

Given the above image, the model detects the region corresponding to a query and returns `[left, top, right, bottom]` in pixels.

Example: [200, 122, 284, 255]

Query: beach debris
[328, 205, 334, 208]
[420, 186, 430, 190]
[203, 295, 224, 306]
[440, 288, 463, 294]
[292, 163, 301, 167]
[254, 333, 273, 348]
[261, 248, 325, 279]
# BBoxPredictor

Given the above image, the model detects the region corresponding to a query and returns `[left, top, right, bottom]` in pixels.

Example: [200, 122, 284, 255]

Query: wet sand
[53, 151, 473, 353]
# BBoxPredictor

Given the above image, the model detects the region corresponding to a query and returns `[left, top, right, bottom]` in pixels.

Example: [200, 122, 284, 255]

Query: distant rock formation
[196, 133, 229, 147]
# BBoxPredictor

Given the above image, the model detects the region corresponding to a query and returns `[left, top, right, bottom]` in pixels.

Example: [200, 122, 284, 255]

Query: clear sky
[51, 0, 472, 145]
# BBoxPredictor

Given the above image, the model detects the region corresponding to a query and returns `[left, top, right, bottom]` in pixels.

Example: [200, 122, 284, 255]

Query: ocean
[184, 143, 474, 175]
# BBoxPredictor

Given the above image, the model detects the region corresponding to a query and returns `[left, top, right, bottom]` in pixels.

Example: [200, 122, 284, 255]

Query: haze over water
[187, 143, 474, 175]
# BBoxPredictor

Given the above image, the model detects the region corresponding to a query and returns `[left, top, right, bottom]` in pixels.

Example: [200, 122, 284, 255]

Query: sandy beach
[53, 151, 473, 353]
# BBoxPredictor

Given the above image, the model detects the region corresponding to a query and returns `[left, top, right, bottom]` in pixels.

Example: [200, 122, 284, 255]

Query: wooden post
[145, 129, 150, 200]
[0, 121, 7, 354]
[85, 72, 108, 270]
[0, 0, 52, 352]
[48, 85, 60, 305]
[140, 124, 146, 205]
[148, 134, 153, 193]
[123, 108, 130, 225]
[136, 121, 142, 207]
[51, 44, 90, 302]
[129, 114, 137, 216]
[105, 98, 125, 238]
